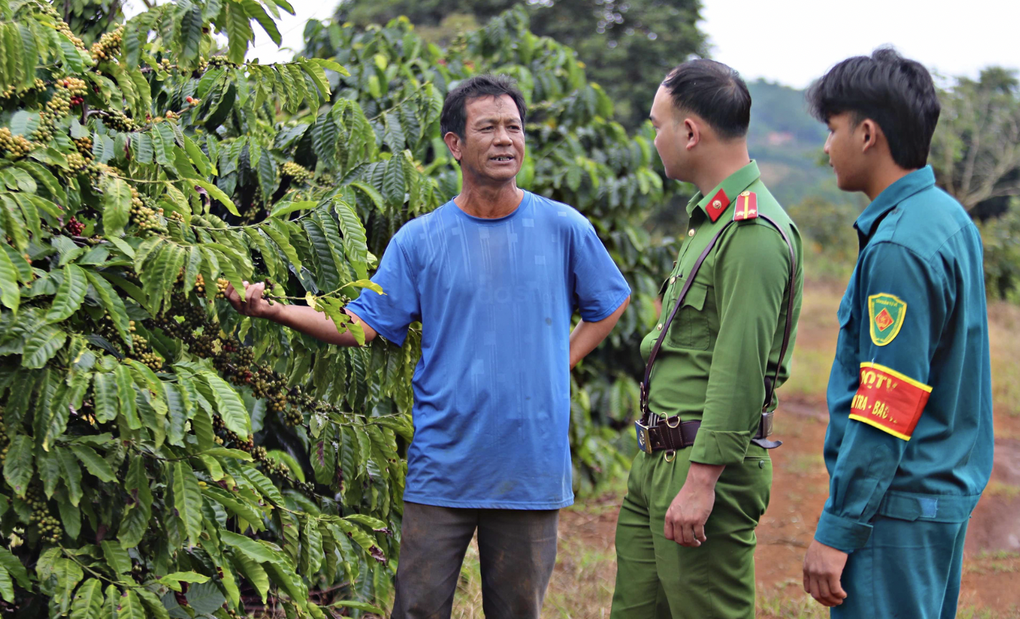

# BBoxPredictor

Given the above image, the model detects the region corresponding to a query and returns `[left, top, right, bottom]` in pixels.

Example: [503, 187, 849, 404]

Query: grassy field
[444, 273, 1020, 618]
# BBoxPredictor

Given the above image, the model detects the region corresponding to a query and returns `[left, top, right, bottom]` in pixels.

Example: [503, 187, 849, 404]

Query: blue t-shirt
[346, 190, 630, 509]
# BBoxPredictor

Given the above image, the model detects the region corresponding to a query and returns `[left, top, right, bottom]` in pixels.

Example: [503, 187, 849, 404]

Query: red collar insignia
[705, 189, 729, 222]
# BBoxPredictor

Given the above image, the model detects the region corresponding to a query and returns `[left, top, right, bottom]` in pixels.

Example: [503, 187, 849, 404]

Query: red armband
[848, 362, 932, 440]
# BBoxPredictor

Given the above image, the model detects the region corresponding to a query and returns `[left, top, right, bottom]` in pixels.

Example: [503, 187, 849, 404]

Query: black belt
[637, 411, 775, 454]
[637, 210, 797, 455]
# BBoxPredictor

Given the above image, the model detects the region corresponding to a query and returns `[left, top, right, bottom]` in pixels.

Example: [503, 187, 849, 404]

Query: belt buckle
[635, 420, 653, 455]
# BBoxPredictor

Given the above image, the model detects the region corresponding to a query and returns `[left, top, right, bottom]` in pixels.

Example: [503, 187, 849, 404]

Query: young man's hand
[225, 281, 277, 320]
[803, 539, 849, 607]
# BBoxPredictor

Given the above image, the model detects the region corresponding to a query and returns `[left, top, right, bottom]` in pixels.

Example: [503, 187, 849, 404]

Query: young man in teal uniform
[802, 49, 994, 618]
[610, 59, 803, 618]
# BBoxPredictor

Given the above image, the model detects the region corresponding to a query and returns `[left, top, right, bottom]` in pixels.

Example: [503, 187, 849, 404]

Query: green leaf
[135, 587, 170, 619]
[37, 448, 61, 498]
[70, 444, 117, 483]
[101, 541, 132, 576]
[330, 600, 387, 615]
[0, 242, 19, 313]
[101, 177, 132, 237]
[57, 447, 83, 507]
[70, 578, 103, 619]
[83, 271, 131, 346]
[115, 364, 140, 430]
[334, 199, 368, 280]
[45, 264, 88, 322]
[172, 461, 204, 546]
[257, 149, 277, 202]
[228, 551, 269, 603]
[119, 589, 146, 619]
[220, 531, 286, 564]
[22, 324, 66, 369]
[182, 136, 210, 177]
[0, 567, 15, 604]
[301, 517, 323, 574]
[269, 200, 316, 218]
[198, 370, 250, 436]
[0, 548, 31, 590]
[242, 0, 281, 45]
[191, 178, 239, 217]
[259, 221, 302, 273]
[263, 560, 308, 610]
[178, 4, 203, 62]
[157, 572, 209, 591]
[225, 0, 254, 65]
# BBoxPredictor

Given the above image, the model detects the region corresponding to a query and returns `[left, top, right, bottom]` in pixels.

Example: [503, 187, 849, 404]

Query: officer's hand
[225, 281, 275, 319]
[803, 540, 848, 607]
[663, 477, 714, 547]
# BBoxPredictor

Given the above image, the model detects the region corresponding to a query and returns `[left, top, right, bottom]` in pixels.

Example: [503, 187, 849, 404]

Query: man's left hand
[663, 463, 722, 547]
[803, 539, 849, 607]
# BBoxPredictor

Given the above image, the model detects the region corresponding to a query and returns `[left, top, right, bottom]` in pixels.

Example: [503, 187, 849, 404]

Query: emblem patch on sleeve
[868, 293, 906, 346]
[849, 362, 931, 440]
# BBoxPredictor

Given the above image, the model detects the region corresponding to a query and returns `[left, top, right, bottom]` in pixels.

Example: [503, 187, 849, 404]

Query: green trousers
[610, 446, 772, 619]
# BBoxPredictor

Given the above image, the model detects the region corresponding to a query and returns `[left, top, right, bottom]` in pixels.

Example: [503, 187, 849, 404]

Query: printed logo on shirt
[868, 293, 906, 346]
[849, 362, 932, 440]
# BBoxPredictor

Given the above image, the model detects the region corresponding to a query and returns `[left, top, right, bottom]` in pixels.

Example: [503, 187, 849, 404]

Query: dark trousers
[391, 502, 560, 619]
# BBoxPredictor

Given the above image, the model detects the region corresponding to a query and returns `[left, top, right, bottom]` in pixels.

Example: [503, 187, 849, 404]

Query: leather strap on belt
[644, 411, 775, 453]
[638, 213, 797, 450]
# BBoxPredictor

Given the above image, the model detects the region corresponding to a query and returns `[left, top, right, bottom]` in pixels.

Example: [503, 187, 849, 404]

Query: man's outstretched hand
[225, 281, 277, 319]
[803, 539, 849, 607]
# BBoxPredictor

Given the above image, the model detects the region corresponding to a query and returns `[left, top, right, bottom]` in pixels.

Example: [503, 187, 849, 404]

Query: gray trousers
[391, 502, 560, 619]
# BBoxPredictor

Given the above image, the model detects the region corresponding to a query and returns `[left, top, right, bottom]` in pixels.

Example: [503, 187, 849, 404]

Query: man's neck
[692, 145, 751, 198]
[454, 177, 524, 219]
[864, 165, 916, 202]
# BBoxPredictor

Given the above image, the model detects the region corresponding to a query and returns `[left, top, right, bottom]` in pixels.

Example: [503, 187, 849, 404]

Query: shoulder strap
[639, 215, 797, 423]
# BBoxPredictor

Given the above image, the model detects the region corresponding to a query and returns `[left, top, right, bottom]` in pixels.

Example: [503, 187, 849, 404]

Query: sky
[700, 0, 1020, 88]
[123, 0, 1020, 90]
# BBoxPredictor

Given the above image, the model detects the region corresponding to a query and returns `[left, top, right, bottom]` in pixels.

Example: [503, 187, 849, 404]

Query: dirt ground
[551, 395, 1020, 618]
[538, 283, 1020, 619]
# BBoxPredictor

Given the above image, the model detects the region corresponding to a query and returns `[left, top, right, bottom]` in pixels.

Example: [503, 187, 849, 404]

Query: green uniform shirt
[640, 161, 804, 466]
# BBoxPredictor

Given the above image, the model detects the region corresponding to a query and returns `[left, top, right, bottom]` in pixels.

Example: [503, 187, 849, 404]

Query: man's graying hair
[440, 74, 527, 139]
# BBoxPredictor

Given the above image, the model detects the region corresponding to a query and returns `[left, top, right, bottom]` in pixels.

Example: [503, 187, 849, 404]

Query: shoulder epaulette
[733, 191, 758, 221]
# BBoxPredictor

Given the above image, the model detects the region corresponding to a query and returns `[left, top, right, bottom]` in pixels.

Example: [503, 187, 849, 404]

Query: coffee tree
[0, 1, 678, 616]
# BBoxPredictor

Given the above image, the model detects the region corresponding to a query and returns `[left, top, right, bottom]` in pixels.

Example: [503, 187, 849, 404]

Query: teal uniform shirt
[816, 166, 994, 553]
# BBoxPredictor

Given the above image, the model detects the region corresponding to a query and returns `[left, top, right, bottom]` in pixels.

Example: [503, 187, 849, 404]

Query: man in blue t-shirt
[226, 75, 631, 619]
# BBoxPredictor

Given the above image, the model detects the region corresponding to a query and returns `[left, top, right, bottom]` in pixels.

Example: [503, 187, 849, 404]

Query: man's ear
[443, 131, 462, 163]
[684, 117, 701, 151]
[859, 119, 881, 154]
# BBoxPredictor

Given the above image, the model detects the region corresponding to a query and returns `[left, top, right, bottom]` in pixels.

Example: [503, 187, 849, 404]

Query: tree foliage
[931, 67, 1020, 215]
[332, 0, 707, 130]
[0, 1, 680, 615]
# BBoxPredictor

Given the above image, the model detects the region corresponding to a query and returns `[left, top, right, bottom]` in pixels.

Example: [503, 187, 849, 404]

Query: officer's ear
[684, 117, 701, 151]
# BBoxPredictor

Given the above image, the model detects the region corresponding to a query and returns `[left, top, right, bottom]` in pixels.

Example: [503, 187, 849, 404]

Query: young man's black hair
[806, 47, 941, 170]
[440, 74, 527, 139]
[661, 58, 751, 140]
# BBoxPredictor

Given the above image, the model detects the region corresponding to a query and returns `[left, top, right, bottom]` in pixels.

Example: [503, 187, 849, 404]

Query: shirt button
[656, 323, 663, 330]
[670, 276, 676, 284]
[712, 200, 722, 208]
[688, 229, 695, 237]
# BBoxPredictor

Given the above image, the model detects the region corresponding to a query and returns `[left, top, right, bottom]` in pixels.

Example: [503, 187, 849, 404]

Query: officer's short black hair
[440, 74, 527, 139]
[806, 47, 941, 170]
[661, 59, 751, 140]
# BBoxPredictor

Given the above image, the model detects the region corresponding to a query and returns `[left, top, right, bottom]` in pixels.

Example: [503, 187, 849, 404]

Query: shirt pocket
[835, 292, 858, 371]
[666, 278, 710, 351]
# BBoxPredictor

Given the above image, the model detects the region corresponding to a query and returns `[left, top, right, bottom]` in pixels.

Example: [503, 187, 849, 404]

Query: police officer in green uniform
[610, 59, 804, 619]
[801, 49, 994, 618]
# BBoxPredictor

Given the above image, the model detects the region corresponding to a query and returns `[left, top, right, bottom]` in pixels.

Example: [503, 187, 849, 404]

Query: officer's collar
[686, 160, 761, 222]
[855, 166, 936, 237]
